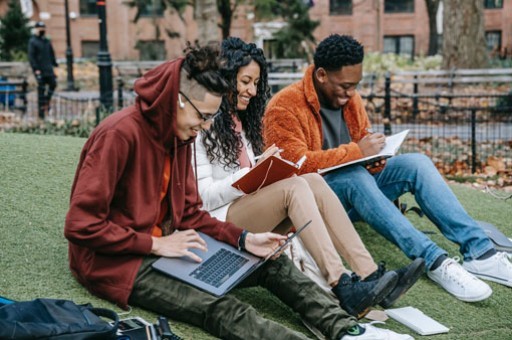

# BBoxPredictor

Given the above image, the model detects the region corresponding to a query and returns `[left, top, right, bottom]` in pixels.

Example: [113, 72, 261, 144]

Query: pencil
[254, 148, 284, 160]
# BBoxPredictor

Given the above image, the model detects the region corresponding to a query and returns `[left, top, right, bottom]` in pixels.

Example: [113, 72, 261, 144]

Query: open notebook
[232, 155, 307, 194]
[318, 130, 409, 175]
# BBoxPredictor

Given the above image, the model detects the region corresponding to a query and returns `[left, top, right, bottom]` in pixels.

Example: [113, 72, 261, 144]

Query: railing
[14, 67, 512, 174]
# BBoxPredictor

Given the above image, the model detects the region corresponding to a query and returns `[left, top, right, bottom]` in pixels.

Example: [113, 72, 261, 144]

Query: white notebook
[318, 130, 409, 174]
[385, 306, 449, 336]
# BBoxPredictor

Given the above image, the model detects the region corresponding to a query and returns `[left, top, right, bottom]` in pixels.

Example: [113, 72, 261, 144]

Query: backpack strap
[89, 307, 119, 331]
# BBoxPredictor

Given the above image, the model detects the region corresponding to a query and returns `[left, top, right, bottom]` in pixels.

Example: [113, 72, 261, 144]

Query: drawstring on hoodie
[174, 136, 181, 187]
[193, 141, 200, 203]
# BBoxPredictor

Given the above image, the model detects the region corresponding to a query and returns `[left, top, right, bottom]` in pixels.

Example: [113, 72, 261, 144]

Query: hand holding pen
[359, 128, 386, 169]
[357, 127, 386, 158]
[254, 144, 283, 165]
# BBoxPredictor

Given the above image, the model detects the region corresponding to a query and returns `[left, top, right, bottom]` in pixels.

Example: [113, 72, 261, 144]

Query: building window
[484, 0, 503, 9]
[81, 41, 99, 59]
[140, 0, 164, 16]
[485, 31, 502, 51]
[136, 40, 166, 60]
[79, 0, 97, 16]
[384, 0, 414, 13]
[330, 0, 352, 15]
[383, 35, 415, 57]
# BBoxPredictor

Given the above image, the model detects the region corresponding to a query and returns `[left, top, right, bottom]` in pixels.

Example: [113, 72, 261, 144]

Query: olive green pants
[129, 255, 356, 340]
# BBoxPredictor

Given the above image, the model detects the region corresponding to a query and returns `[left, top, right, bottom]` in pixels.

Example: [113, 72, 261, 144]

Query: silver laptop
[151, 221, 311, 296]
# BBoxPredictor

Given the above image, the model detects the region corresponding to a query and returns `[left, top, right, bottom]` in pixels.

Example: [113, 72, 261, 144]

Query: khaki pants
[129, 255, 357, 340]
[227, 173, 377, 285]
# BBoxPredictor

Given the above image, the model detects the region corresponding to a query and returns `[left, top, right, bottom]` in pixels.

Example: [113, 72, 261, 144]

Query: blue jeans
[324, 153, 494, 270]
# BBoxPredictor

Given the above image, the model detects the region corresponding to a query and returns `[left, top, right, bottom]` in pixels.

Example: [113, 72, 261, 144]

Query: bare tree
[442, 0, 488, 69]
[425, 0, 440, 56]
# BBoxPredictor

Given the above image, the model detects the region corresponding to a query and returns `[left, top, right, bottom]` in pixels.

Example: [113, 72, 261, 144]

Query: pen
[254, 148, 284, 160]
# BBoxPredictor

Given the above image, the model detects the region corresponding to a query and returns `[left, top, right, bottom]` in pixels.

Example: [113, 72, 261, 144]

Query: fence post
[384, 72, 392, 135]
[412, 75, 419, 118]
[471, 108, 477, 174]
[20, 78, 28, 114]
[117, 78, 124, 109]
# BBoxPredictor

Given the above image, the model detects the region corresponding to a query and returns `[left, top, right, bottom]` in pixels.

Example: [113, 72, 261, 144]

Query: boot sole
[380, 258, 426, 309]
[347, 272, 398, 318]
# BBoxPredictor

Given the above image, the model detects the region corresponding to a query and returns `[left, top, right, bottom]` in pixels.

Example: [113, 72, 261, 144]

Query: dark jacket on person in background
[28, 35, 57, 76]
[64, 58, 243, 309]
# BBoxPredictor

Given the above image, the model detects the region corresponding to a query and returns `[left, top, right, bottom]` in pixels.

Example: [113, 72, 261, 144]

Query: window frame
[484, 0, 503, 9]
[139, 0, 165, 17]
[329, 0, 353, 16]
[384, 0, 415, 13]
[485, 30, 502, 51]
[81, 40, 100, 59]
[136, 40, 166, 61]
[383, 35, 415, 58]
[79, 0, 98, 17]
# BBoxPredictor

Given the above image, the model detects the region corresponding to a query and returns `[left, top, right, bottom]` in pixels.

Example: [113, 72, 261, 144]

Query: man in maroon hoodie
[64, 44, 411, 340]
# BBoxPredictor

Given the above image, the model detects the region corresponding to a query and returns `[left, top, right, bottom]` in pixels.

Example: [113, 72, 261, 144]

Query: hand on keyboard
[151, 229, 208, 262]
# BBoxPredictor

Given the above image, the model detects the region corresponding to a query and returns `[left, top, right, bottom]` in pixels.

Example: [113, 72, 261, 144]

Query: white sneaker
[340, 322, 413, 339]
[427, 257, 492, 302]
[463, 252, 512, 287]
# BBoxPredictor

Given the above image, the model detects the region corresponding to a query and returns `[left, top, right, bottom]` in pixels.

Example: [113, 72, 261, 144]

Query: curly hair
[182, 41, 229, 97]
[201, 37, 271, 170]
[314, 34, 364, 71]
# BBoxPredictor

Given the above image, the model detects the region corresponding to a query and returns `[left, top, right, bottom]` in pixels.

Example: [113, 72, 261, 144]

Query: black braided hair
[314, 34, 364, 71]
[201, 37, 271, 170]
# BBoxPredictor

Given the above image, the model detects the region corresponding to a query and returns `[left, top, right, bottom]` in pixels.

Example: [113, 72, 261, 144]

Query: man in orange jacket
[264, 34, 512, 302]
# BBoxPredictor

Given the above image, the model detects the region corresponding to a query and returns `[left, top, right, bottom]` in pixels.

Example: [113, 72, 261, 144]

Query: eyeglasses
[178, 92, 221, 123]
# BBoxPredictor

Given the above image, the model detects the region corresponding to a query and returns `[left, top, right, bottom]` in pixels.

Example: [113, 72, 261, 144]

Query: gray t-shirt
[320, 106, 351, 150]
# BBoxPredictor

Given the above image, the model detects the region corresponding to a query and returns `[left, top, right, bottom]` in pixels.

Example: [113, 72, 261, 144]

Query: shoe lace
[441, 257, 475, 288]
[376, 261, 387, 277]
[350, 272, 362, 283]
[497, 252, 512, 270]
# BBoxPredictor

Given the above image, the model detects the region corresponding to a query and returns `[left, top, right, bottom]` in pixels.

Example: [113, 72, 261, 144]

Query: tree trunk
[217, 0, 233, 40]
[442, 0, 488, 69]
[194, 0, 221, 43]
[425, 0, 440, 56]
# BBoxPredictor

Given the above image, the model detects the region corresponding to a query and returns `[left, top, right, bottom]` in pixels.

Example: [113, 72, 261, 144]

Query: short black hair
[182, 41, 229, 97]
[314, 34, 364, 71]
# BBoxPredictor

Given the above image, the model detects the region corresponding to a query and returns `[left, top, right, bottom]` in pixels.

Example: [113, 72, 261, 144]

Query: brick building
[1, 0, 510, 61]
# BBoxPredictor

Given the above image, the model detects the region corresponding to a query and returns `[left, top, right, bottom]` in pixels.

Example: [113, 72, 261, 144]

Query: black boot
[332, 271, 398, 318]
[364, 258, 425, 309]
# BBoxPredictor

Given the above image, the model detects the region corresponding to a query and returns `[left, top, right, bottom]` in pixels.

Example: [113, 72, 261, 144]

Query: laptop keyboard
[189, 248, 249, 288]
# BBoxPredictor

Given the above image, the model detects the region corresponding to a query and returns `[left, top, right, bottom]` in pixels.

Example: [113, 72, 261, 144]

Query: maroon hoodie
[64, 58, 243, 308]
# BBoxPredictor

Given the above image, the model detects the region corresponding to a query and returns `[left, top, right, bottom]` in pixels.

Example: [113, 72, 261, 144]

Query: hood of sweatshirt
[133, 57, 187, 150]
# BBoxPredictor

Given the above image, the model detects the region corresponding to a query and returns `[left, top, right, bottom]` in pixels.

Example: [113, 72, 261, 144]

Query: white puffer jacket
[193, 131, 254, 220]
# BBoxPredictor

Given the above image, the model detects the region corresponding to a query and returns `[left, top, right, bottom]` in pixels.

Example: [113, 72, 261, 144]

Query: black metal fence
[15, 71, 512, 174]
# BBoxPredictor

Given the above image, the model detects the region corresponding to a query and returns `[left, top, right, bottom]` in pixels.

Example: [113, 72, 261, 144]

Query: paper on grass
[385, 306, 449, 336]
[318, 130, 410, 175]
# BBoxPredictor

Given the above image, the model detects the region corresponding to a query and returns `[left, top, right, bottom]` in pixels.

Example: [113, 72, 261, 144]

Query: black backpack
[0, 298, 119, 340]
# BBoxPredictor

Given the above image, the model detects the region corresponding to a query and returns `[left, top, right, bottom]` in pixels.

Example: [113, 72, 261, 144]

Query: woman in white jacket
[193, 37, 423, 318]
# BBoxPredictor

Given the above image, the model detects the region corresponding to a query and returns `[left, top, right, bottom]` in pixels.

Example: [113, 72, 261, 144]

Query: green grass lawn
[1, 132, 512, 339]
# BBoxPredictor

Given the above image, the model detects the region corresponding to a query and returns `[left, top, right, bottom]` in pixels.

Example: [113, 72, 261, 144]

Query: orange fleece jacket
[263, 65, 372, 174]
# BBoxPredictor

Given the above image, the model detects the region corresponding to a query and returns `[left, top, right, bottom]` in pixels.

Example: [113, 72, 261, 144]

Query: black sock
[430, 254, 448, 271]
[477, 248, 497, 260]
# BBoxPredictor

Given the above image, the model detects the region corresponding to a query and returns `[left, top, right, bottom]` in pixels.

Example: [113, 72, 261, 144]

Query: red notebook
[232, 155, 307, 194]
